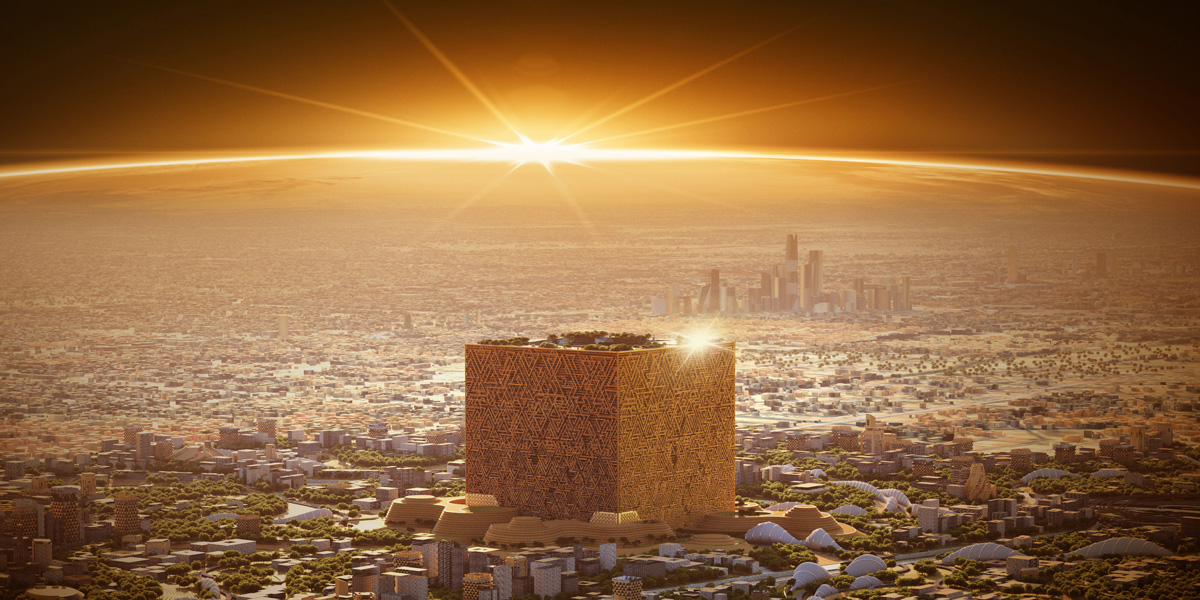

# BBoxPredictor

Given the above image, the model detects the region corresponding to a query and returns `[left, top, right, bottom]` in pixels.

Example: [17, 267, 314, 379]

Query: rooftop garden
[476, 331, 669, 351]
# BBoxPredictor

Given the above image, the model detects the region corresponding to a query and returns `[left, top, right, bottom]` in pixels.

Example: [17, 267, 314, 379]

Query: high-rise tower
[808, 250, 824, 303]
[784, 235, 799, 311]
[49, 486, 82, 547]
[114, 493, 141, 537]
[122, 425, 143, 447]
[708, 269, 721, 312]
[465, 340, 736, 527]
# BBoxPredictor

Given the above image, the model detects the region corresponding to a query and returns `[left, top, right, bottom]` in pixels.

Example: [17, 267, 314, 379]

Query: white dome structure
[830, 480, 906, 513]
[198, 578, 220, 597]
[844, 554, 887, 577]
[813, 584, 838, 597]
[790, 562, 830, 590]
[273, 507, 334, 524]
[744, 521, 802, 545]
[850, 576, 882, 590]
[878, 488, 912, 507]
[831, 480, 882, 497]
[803, 527, 843, 551]
[767, 502, 802, 512]
[809, 469, 827, 479]
[829, 505, 867, 515]
[1092, 469, 1126, 478]
[1020, 468, 1079, 484]
[940, 543, 1024, 565]
[1065, 537, 1173, 559]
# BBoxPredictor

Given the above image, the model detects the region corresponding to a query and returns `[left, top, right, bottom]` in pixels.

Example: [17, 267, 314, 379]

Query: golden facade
[465, 342, 735, 528]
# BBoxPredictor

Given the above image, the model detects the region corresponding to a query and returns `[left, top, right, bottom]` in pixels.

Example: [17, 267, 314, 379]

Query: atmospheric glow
[683, 333, 719, 349]
[493, 138, 588, 167]
[2, 147, 1200, 190]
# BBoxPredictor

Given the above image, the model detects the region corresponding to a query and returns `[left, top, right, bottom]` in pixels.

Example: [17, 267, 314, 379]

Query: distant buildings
[113, 493, 141, 537]
[655, 236, 912, 315]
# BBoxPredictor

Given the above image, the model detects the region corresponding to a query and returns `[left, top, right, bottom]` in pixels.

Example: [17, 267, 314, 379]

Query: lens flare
[3, 147, 1200, 190]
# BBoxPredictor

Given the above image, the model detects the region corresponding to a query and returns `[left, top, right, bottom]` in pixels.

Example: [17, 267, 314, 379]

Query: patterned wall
[618, 343, 736, 527]
[465, 343, 735, 527]
[466, 346, 621, 521]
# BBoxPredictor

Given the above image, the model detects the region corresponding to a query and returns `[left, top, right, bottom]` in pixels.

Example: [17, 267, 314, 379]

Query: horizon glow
[1, 145, 1199, 190]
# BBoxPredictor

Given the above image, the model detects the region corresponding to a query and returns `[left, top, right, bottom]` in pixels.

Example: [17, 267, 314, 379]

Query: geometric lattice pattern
[465, 342, 735, 528]
[465, 345, 620, 522]
[617, 344, 735, 527]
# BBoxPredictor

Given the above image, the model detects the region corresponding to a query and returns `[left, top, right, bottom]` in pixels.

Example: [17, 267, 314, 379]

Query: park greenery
[281, 485, 358, 505]
[1028, 472, 1174, 496]
[431, 479, 466, 497]
[285, 552, 354, 597]
[330, 445, 463, 469]
[77, 562, 163, 600]
[209, 550, 277, 594]
[478, 332, 664, 350]
[111, 478, 244, 509]
[736, 480, 879, 511]
[259, 516, 411, 546]
[149, 510, 237, 543]
[941, 558, 992, 591]
[640, 566, 729, 588]
[748, 542, 817, 570]
[476, 337, 532, 346]
[242, 492, 288, 516]
[1034, 558, 1200, 600]
[144, 460, 208, 474]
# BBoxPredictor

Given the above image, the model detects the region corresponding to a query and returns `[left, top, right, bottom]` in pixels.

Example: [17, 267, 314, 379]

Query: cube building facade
[464, 342, 735, 527]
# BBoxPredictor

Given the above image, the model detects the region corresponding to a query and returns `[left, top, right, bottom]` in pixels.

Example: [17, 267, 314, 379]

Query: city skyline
[2, 2, 1199, 600]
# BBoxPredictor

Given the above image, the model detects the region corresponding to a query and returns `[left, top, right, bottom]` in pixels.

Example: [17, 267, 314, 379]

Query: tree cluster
[747, 543, 816, 571]
[242, 492, 288, 516]
[78, 562, 163, 600]
[285, 552, 354, 597]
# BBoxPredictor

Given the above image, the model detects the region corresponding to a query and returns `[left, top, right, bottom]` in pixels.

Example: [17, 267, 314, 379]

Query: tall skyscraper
[136, 431, 154, 463]
[278, 314, 289, 339]
[808, 250, 824, 300]
[1007, 246, 1018, 283]
[759, 272, 772, 311]
[49, 486, 82, 547]
[772, 265, 786, 310]
[79, 473, 96, 501]
[1096, 252, 1109, 278]
[784, 235, 799, 310]
[708, 269, 721, 312]
[122, 425, 143, 447]
[796, 262, 807, 312]
[464, 340, 736, 527]
[114, 493, 141, 537]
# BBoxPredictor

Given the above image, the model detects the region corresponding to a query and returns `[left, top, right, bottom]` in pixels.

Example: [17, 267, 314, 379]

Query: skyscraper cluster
[654, 235, 912, 315]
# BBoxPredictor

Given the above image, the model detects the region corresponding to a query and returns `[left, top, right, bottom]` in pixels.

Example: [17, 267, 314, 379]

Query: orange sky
[1, 1, 1199, 178]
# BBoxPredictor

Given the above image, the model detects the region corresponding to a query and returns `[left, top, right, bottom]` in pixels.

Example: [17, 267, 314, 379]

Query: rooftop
[473, 331, 720, 352]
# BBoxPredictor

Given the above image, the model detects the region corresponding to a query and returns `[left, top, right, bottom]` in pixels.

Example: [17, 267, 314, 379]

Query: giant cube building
[465, 340, 735, 527]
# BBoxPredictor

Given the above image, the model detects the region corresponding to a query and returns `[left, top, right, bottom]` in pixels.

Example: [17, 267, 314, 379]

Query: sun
[489, 136, 588, 167]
